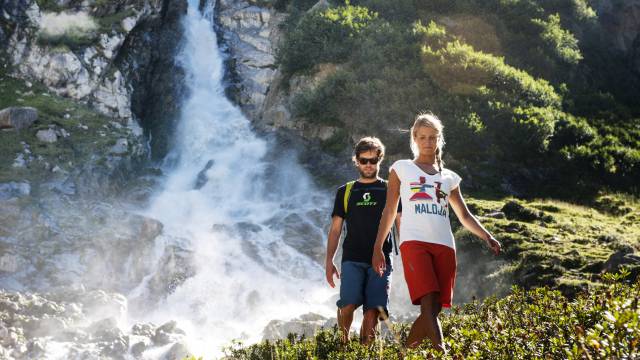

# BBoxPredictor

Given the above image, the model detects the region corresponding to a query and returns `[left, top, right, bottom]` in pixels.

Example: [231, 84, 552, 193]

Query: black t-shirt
[331, 179, 401, 264]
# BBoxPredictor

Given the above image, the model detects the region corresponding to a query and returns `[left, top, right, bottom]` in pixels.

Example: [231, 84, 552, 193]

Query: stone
[110, 138, 129, 155]
[0, 181, 30, 200]
[162, 342, 190, 360]
[36, 129, 58, 143]
[603, 248, 640, 272]
[152, 321, 186, 346]
[122, 16, 138, 32]
[131, 341, 147, 357]
[0, 106, 38, 130]
[262, 316, 325, 341]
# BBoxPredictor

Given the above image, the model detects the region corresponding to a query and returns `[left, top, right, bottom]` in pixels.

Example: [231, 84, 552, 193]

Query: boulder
[36, 129, 58, 143]
[262, 313, 328, 340]
[0, 106, 38, 130]
[603, 247, 640, 273]
[0, 181, 30, 200]
[109, 138, 129, 155]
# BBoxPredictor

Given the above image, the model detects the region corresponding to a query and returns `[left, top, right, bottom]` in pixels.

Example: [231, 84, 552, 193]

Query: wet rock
[194, 159, 215, 189]
[131, 323, 156, 337]
[162, 341, 190, 360]
[0, 181, 30, 200]
[152, 321, 186, 346]
[131, 340, 147, 357]
[0, 106, 38, 130]
[145, 244, 195, 299]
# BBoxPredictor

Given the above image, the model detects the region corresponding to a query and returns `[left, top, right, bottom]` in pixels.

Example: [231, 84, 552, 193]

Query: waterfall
[131, 0, 334, 355]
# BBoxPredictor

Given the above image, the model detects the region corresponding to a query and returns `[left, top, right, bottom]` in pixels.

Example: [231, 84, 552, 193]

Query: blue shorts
[336, 260, 392, 316]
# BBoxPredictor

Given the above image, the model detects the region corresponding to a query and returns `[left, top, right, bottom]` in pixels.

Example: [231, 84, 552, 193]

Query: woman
[372, 113, 501, 352]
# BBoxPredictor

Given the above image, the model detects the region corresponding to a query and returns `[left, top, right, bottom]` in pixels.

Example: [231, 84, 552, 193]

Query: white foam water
[132, 0, 334, 356]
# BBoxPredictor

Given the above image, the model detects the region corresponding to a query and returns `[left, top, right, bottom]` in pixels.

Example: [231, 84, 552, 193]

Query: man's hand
[372, 249, 386, 277]
[326, 263, 340, 288]
[486, 236, 501, 255]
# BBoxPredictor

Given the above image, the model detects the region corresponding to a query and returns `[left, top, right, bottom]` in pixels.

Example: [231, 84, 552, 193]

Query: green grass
[453, 194, 640, 298]
[0, 70, 131, 183]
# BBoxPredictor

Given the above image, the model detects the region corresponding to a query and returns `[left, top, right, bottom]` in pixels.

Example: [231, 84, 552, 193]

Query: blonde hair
[410, 113, 446, 172]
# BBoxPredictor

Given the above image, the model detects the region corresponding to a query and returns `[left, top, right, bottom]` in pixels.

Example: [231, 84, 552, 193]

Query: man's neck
[357, 177, 379, 184]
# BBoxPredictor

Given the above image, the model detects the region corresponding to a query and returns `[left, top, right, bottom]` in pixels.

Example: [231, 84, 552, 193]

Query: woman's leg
[405, 292, 444, 350]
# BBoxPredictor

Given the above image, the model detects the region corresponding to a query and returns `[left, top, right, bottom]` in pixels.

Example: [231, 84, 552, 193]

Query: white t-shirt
[389, 159, 462, 251]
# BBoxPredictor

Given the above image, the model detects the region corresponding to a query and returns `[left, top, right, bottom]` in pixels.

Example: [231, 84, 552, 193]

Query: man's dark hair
[353, 136, 385, 162]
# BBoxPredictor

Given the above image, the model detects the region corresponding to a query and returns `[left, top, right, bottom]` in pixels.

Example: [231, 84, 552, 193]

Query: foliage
[220, 275, 640, 359]
[276, 0, 640, 198]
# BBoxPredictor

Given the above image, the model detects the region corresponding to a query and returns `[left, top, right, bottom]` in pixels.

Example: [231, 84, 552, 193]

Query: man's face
[355, 150, 381, 179]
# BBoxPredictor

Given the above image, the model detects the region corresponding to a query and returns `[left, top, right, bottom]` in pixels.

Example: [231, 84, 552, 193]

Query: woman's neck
[414, 154, 436, 164]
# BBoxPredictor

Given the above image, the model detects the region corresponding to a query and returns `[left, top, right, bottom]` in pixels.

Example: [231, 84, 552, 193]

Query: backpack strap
[343, 180, 356, 214]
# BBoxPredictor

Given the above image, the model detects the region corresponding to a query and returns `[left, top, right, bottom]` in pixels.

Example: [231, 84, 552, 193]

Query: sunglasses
[357, 157, 380, 165]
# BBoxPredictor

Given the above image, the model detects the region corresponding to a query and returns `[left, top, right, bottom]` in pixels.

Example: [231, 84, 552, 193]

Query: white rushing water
[132, 0, 334, 356]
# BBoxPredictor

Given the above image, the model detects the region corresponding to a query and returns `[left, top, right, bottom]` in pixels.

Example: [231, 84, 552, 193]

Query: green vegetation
[0, 70, 131, 184]
[276, 0, 640, 198]
[200, 272, 639, 359]
[452, 194, 639, 302]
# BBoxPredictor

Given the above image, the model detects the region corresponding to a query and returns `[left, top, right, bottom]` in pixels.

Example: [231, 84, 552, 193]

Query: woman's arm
[449, 187, 501, 255]
[372, 170, 401, 275]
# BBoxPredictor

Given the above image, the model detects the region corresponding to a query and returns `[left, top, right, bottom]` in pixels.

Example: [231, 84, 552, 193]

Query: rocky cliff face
[1, 0, 188, 160]
[215, 0, 353, 183]
[216, 0, 284, 120]
[598, 0, 640, 74]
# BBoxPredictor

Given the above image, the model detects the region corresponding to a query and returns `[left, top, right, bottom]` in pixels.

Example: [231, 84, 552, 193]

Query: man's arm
[325, 215, 344, 288]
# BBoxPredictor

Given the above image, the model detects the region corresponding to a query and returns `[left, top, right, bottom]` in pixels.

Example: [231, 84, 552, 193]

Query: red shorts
[400, 241, 457, 307]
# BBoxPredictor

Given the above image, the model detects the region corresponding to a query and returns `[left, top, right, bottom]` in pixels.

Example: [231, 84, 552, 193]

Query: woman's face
[413, 125, 439, 157]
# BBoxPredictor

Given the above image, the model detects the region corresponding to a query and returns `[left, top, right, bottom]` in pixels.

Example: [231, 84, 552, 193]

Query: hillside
[270, 0, 640, 198]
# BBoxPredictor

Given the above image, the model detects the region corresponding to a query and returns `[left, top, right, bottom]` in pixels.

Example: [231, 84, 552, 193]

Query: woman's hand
[486, 236, 501, 255]
[372, 249, 386, 277]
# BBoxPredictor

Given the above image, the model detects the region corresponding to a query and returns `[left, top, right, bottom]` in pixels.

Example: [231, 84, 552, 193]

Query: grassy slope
[458, 194, 639, 298]
[0, 70, 132, 184]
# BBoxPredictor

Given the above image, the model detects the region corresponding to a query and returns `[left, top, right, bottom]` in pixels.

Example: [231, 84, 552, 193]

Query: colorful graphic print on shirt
[409, 176, 449, 217]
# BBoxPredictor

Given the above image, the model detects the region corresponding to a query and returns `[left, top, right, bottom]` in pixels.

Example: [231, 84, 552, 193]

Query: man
[325, 136, 401, 345]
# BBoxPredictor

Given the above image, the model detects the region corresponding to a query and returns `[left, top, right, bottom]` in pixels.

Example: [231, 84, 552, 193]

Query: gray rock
[131, 323, 156, 337]
[603, 248, 640, 272]
[0, 106, 38, 130]
[218, 0, 284, 119]
[131, 341, 147, 357]
[36, 129, 58, 143]
[110, 138, 129, 155]
[162, 342, 190, 360]
[0, 181, 30, 200]
[262, 313, 327, 340]
[152, 321, 185, 346]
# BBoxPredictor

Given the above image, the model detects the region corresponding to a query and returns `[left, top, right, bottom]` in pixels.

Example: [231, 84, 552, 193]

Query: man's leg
[362, 262, 391, 345]
[338, 304, 357, 344]
[336, 262, 366, 345]
[361, 308, 379, 345]
[406, 292, 443, 350]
